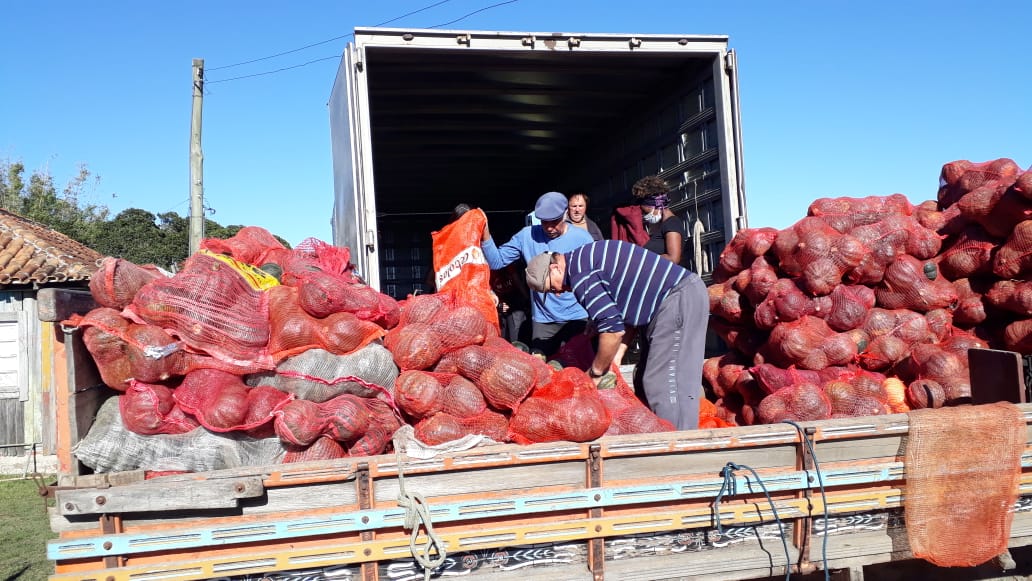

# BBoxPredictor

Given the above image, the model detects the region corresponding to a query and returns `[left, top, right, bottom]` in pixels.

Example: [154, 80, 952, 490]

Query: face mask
[642, 211, 662, 225]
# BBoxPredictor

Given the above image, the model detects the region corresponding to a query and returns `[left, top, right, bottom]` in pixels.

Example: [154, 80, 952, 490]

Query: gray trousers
[637, 275, 708, 430]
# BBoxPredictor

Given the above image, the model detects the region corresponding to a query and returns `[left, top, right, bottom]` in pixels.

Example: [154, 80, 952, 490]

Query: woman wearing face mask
[632, 175, 685, 265]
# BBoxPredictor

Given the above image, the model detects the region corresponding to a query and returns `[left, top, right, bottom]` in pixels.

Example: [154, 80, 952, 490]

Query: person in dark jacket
[566, 193, 604, 241]
[525, 240, 708, 430]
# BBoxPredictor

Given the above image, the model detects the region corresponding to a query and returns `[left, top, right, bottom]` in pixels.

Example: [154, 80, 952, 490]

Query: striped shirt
[565, 240, 689, 333]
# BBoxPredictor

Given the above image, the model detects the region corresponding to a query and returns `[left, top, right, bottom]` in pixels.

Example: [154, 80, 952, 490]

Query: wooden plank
[37, 288, 97, 322]
[603, 444, 797, 483]
[57, 476, 265, 515]
[0, 398, 24, 456]
[373, 460, 586, 503]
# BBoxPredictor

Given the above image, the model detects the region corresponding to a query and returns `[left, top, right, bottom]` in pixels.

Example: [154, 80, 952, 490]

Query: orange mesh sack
[295, 269, 400, 328]
[447, 344, 538, 410]
[90, 257, 165, 310]
[384, 294, 489, 370]
[266, 285, 385, 362]
[508, 367, 611, 444]
[905, 402, 1025, 567]
[431, 208, 499, 330]
[128, 252, 274, 370]
[820, 367, 891, 418]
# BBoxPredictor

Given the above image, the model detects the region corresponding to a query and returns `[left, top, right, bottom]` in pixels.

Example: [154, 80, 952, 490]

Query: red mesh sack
[753, 279, 831, 331]
[474, 335, 556, 388]
[120, 381, 199, 435]
[266, 285, 385, 362]
[764, 316, 853, 370]
[128, 252, 273, 369]
[397, 293, 447, 326]
[986, 280, 1032, 317]
[292, 237, 358, 279]
[875, 255, 957, 312]
[431, 208, 499, 330]
[76, 308, 139, 390]
[808, 194, 914, 234]
[1003, 318, 1032, 353]
[709, 276, 750, 325]
[713, 227, 778, 282]
[348, 398, 402, 457]
[957, 185, 1032, 239]
[283, 436, 348, 463]
[993, 220, 1032, 278]
[824, 285, 876, 332]
[200, 226, 289, 269]
[862, 308, 936, 344]
[174, 368, 292, 432]
[740, 256, 779, 305]
[914, 200, 947, 232]
[274, 399, 326, 446]
[936, 225, 998, 279]
[90, 257, 164, 310]
[449, 344, 537, 410]
[820, 367, 890, 417]
[773, 217, 867, 295]
[711, 319, 767, 358]
[952, 278, 989, 328]
[1015, 169, 1032, 200]
[703, 352, 749, 399]
[846, 215, 942, 285]
[414, 409, 510, 445]
[318, 393, 372, 443]
[899, 343, 971, 403]
[757, 382, 832, 423]
[938, 158, 1022, 208]
[295, 270, 400, 328]
[508, 368, 611, 444]
[906, 378, 947, 409]
[751, 364, 821, 396]
[599, 366, 675, 436]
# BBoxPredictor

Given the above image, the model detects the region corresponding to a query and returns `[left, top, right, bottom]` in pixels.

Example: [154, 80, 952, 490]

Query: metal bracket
[587, 444, 604, 581]
[356, 463, 377, 581]
[795, 426, 818, 571]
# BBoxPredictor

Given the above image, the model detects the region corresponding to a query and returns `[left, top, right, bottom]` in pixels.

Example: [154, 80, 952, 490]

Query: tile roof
[0, 209, 101, 285]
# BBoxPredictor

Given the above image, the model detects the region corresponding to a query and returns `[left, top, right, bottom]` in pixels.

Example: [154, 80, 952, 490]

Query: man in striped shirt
[525, 240, 708, 430]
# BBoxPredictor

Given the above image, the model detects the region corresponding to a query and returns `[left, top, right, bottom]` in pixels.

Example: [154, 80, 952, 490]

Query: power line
[206, 0, 520, 84]
[207, 0, 455, 72]
[207, 55, 340, 84]
[429, 0, 518, 28]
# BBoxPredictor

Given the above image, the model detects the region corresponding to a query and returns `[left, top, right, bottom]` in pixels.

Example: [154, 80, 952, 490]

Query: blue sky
[2, 1, 1030, 247]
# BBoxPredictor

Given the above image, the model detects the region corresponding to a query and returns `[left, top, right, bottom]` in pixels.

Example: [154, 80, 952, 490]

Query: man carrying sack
[524, 240, 708, 430]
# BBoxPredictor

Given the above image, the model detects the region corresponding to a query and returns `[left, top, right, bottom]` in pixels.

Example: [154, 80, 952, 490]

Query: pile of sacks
[707, 158, 1032, 425]
[71, 226, 682, 474]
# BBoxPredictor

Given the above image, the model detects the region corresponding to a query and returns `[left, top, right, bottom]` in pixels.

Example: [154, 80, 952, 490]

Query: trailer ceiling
[365, 47, 710, 216]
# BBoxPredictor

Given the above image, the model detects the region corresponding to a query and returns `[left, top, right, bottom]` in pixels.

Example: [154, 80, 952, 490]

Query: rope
[712, 461, 792, 581]
[393, 432, 448, 580]
[783, 420, 830, 581]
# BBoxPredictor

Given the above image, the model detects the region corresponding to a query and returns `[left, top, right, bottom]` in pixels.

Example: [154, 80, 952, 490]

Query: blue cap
[534, 191, 568, 221]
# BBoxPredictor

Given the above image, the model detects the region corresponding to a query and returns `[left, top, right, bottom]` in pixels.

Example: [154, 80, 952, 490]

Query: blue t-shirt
[482, 224, 593, 323]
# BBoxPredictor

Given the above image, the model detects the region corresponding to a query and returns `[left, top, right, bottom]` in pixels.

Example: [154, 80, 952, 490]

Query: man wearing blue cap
[481, 191, 594, 356]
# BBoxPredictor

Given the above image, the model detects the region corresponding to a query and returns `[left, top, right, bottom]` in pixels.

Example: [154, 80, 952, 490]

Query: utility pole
[189, 58, 205, 255]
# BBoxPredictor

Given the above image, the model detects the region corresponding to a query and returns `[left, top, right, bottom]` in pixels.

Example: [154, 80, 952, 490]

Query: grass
[0, 475, 57, 581]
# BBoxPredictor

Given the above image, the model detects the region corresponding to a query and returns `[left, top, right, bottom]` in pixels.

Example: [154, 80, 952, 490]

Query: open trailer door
[329, 41, 380, 288]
